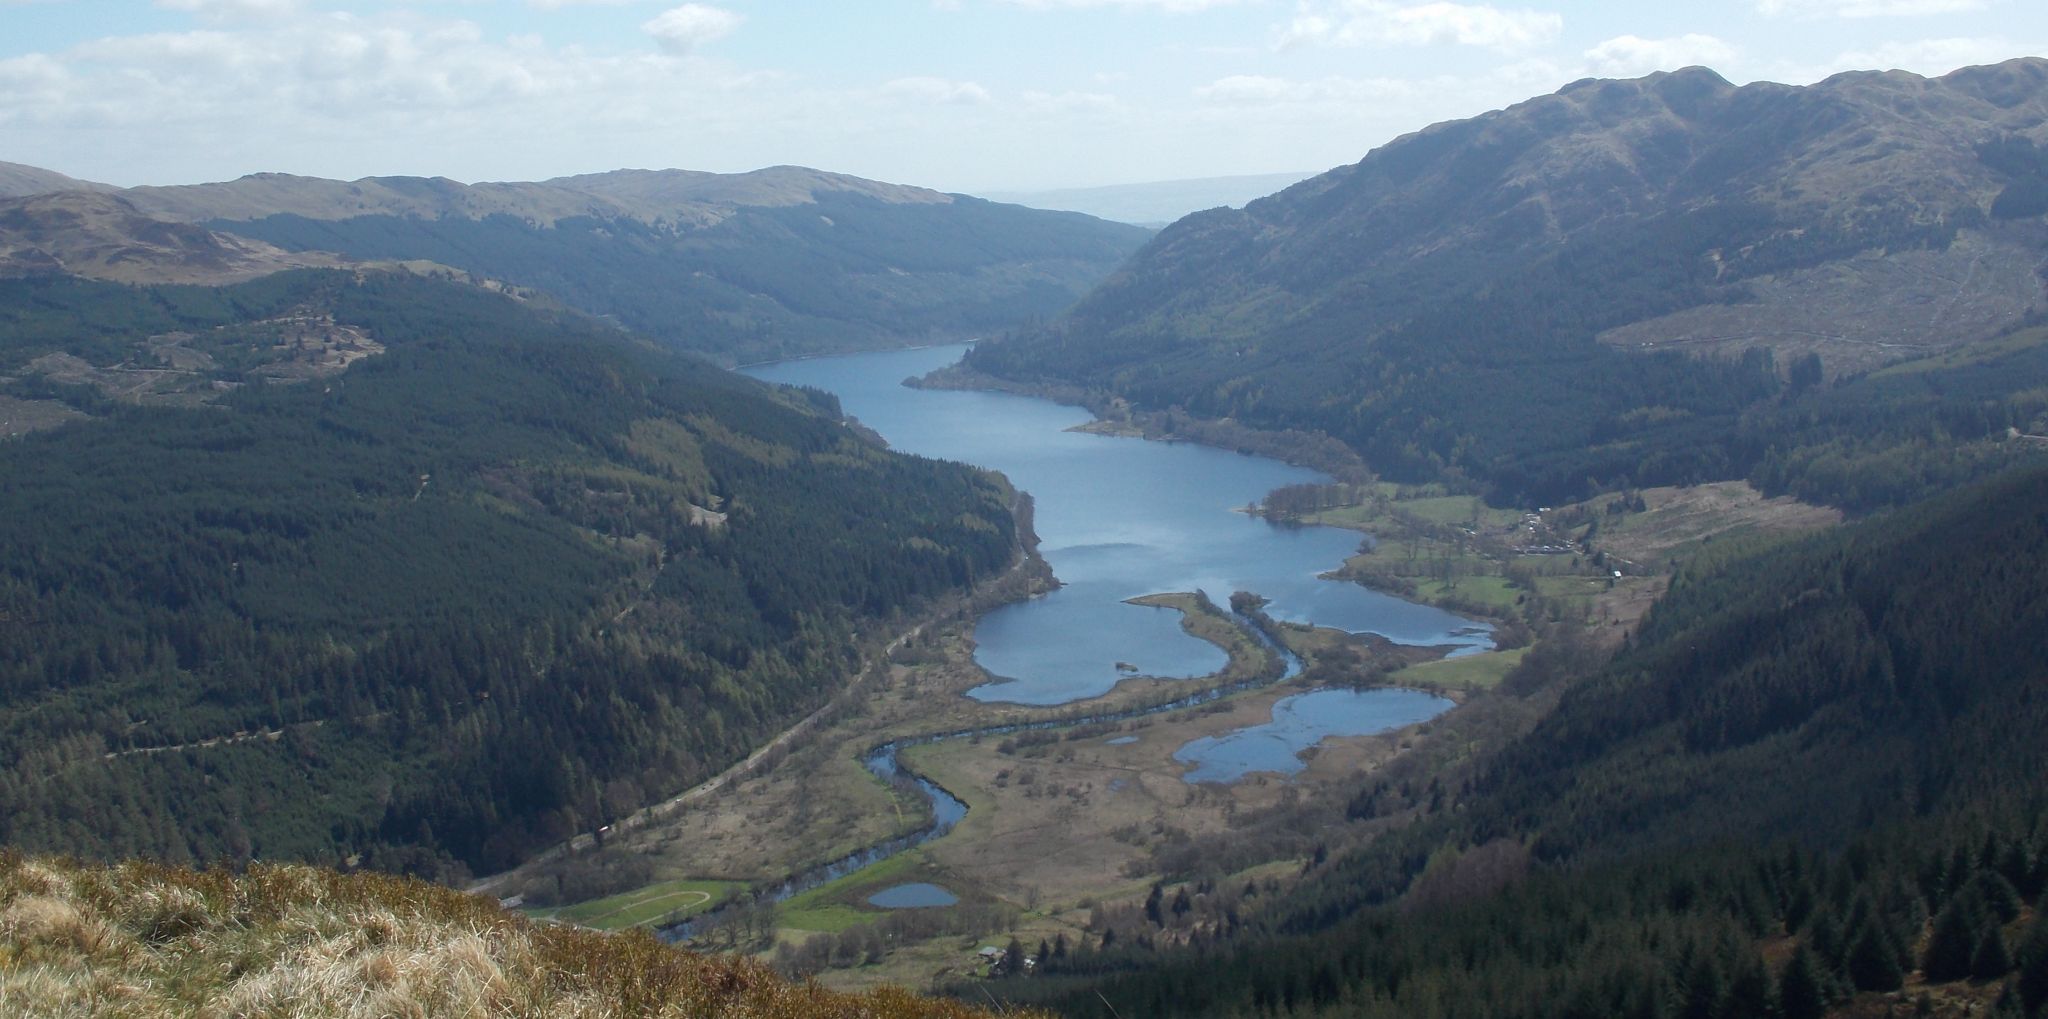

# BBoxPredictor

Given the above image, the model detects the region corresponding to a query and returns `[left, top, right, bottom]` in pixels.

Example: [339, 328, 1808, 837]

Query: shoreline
[908, 359, 1374, 482]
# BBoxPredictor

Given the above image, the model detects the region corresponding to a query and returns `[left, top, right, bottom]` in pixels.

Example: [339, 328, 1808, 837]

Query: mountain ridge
[979, 171, 1315, 225]
[117, 164, 957, 229]
[0, 160, 1152, 363]
[0, 190, 347, 284]
[0, 159, 116, 200]
[1064, 58, 2047, 344]
[964, 57, 2048, 504]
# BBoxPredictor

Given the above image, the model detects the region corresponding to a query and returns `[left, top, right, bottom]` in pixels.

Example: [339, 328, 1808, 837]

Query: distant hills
[980, 171, 1317, 226]
[0, 159, 117, 200]
[111, 165, 953, 229]
[0, 191, 344, 284]
[0, 163, 1152, 364]
[966, 58, 2048, 506]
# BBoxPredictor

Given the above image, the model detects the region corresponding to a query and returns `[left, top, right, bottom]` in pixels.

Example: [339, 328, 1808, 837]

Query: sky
[2, 0, 2044, 194]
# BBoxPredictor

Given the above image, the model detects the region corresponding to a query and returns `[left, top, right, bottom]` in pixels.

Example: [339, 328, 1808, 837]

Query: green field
[1532, 574, 1612, 600]
[1388, 648, 1529, 691]
[1396, 494, 1517, 529]
[1302, 503, 1380, 529]
[776, 852, 924, 932]
[1867, 324, 2048, 378]
[1414, 574, 1521, 611]
[530, 878, 741, 931]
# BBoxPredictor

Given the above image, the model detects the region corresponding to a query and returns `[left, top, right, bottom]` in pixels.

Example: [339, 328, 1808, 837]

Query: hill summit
[964, 58, 2048, 504]
[0, 161, 1154, 364]
[0, 851, 1032, 1017]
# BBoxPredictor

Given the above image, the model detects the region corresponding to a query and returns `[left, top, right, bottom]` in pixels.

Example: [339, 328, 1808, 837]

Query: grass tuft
[0, 854, 1043, 1018]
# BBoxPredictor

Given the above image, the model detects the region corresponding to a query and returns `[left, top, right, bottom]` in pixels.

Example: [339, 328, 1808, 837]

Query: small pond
[867, 883, 959, 909]
[1175, 687, 1454, 784]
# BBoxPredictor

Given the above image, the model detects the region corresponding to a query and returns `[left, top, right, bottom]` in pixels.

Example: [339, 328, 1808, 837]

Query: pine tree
[1974, 870, 2026, 924]
[1973, 925, 2015, 981]
[2016, 915, 2048, 1012]
[1780, 943, 1832, 1019]
[1729, 949, 1777, 1018]
[1681, 952, 1730, 1019]
[1849, 919, 1905, 992]
[1925, 899, 1983, 982]
[1990, 980, 2026, 1019]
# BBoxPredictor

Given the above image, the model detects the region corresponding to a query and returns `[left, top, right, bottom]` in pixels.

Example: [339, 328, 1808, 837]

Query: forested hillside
[989, 464, 2048, 1017]
[0, 269, 1019, 879]
[964, 59, 2048, 507]
[219, 190, 1149, 364]
[0, 163, 1154, 365]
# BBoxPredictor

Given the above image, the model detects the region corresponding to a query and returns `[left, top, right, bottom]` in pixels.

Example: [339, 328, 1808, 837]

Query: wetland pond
[867, 883, 959, 909]
[744, 345, 1492, 707]
[1174, 687, 1455, 784]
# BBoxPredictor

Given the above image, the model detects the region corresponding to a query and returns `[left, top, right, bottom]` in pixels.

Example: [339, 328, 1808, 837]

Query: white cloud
[641, 4, 741, 56]
[1000, 0, 1246, 10]
[154, 0, 304, 21]
[1583, 34, 1735, 77]
[1193, 59, 1561, 107]
[1828, 36, 2030, 72]
[0, 9, 775, 154]
[1755, 0, 1986, 17]
[882, 76, 992, 104]
[1280, 1, 1562, 51]
[530, 0, 643, 8]
[0, 52, 71, 113]
[1196, 73, 1412, 105]
[1020, 89, 1119, 114]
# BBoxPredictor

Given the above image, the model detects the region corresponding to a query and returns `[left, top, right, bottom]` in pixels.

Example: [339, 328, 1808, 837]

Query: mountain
[964, 59, 2048, 505]
[0, 159, 114, 199]
[979, 171, 1317, 226]
[0, 853, 1034, 1018]
[114, 164, 950, 227]
[0, 191, 344, 284]
[0, 267, 1021, 879]
[31, 164, 1155, 364]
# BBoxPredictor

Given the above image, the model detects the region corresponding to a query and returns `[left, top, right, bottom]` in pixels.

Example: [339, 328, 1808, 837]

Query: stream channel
[661, 345, 1487, 940]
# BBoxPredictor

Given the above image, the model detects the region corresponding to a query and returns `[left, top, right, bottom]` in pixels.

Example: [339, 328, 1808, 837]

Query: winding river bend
[661, 345, 1486, 940]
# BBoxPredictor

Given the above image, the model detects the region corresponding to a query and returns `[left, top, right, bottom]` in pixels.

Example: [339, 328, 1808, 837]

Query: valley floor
[484, 462, 1842, 996]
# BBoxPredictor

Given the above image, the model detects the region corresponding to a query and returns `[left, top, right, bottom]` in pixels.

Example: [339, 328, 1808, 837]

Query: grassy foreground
[0, 852, 1038, 1018]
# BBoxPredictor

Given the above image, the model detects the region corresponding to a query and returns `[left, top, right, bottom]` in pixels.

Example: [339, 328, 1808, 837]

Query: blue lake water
[1175, 687, 1456, 784]
[867, 883, 959, 909]
[745, 345, 1491, 706]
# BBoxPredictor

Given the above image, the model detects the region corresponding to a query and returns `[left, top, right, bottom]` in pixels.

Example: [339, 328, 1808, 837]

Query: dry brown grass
[0, 851, 1040, 1019]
